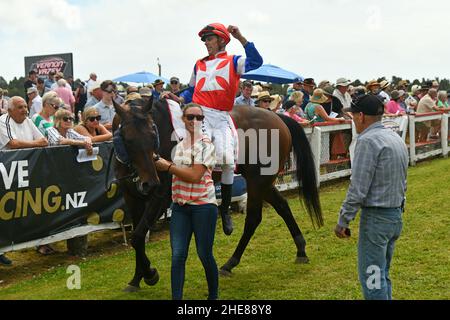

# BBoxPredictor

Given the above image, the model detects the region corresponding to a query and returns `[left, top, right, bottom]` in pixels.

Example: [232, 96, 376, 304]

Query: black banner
[0, 142, 125, 249]
[24, 53, 74, 79]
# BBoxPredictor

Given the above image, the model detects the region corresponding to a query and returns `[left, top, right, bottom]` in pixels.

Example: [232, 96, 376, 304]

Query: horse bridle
[104, 123, 161, 192]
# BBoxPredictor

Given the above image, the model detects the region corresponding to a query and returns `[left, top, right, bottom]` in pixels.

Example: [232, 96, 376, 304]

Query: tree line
[2, 75, 449, 99]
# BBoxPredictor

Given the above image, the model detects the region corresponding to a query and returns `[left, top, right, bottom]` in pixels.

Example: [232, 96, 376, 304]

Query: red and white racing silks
[192, 52, 242, 112]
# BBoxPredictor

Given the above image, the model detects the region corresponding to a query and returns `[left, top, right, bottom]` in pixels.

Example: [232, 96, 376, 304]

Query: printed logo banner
[0, 143, 125, 249]
[24, 53, 74, 79]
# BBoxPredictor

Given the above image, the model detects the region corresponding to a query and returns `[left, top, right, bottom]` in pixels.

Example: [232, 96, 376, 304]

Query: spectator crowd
[1, 70, 450, 266]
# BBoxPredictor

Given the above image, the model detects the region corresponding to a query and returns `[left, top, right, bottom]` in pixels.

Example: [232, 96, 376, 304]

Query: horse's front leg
[123, 198, 159, 292]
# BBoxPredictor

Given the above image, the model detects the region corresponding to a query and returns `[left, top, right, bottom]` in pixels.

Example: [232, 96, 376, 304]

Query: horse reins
[104, 123, 162, 192]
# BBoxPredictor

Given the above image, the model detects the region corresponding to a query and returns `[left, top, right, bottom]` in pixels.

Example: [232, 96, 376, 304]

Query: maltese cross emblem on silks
[196, 58, 231, 92]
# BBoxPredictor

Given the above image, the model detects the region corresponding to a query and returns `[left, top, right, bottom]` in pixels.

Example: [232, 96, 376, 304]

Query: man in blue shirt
[335, 94, 408, 300]
[235, 81, 255, 106]
[152, 79, 165, 101]
[300, 78, 316, 111]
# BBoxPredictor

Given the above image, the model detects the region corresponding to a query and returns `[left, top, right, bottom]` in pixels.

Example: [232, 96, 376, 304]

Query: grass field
[0, 157, 449, 300]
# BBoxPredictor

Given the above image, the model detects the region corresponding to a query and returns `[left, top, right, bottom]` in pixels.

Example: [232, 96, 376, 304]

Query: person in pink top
[283, 100, 308, 123]
[54, 79, 75, 113]
[385, 90, 406, 116]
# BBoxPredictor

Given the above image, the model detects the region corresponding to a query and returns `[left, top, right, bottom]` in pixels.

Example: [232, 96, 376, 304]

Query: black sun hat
[343, 94, 384, 115]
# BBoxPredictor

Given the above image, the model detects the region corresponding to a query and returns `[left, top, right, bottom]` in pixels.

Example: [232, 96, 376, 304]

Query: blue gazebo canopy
[241, 64, 303, 84]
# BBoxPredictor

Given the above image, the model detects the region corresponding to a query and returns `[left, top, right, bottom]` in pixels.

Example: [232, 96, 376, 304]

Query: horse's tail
[277, 114, 324, 228]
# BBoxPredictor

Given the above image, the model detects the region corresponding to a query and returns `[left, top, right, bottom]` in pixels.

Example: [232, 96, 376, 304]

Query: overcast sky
[1, 0, 449, 84]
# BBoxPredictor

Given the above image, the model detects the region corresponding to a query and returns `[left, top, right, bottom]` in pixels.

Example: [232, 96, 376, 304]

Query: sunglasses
[185, 114, 205, 121]
[88, 116, 102, 122]
[262, 99, 272, 103]
[50, 104, 60, 110]
[62, 117, 74, 122]
[171, 81, 179, 85]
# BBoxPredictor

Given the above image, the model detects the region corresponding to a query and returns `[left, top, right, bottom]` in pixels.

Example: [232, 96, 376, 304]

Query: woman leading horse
[111, 95, 323, 291]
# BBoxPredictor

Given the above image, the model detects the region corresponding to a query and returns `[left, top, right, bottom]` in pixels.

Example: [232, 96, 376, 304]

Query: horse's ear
[143, 95, 154, 114]
[112, 98, 128, 119]
[112, 114, 121, 133]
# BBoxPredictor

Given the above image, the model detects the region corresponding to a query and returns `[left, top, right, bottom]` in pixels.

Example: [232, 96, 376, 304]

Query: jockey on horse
[178, 23, 263, 236]
[113, 23, 263, 236]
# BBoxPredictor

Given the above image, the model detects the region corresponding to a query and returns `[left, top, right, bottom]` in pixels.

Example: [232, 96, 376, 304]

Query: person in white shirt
[85, 72, 98, 100]
[26, 86, 43, 118]
[0, 96, 48, 150]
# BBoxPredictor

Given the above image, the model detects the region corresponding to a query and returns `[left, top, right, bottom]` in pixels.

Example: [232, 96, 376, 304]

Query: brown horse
[111, 98, 323, 291]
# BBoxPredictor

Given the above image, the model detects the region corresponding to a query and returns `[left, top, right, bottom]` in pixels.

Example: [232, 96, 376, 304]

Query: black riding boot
[219, 183, 233, 236]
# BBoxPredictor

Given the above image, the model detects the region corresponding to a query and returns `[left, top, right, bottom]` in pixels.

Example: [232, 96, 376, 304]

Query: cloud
[0, 0, 81, 35]
[1, 0, 450, 84]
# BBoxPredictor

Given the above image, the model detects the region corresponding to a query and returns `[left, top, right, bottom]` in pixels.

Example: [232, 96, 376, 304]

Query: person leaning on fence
[47, 109, 93, 153]
[300, 78, 316, 110]
[283, 100, 307, 124]
[385, 90, 406, 116]
[305, 89, 346, 124]
[155, 104, 219, 300]
[74, 107, 112, 142]
[416, 88, 440, 141]
[289, 91, 307, 118]
[436, 90, 450, 111]
[333, 78, 353, 112]
[0, 96, 48, 150]
[335, 94, 408, 300]
[32, 92, 61, 137]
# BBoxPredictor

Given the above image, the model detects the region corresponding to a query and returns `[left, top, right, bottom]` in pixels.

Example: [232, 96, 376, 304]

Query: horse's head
[113, 97, 160, 194]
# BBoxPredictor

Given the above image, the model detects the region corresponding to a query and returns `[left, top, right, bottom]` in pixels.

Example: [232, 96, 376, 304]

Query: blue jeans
[170, 203, 219, 300]
[358, 207, 403, 300]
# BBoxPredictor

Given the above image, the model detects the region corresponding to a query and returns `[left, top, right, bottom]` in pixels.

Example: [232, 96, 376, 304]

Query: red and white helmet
[198, 23, 230, 45]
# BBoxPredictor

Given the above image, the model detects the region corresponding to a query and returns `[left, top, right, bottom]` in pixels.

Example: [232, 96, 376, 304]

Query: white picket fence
[275, 112, 450, 191]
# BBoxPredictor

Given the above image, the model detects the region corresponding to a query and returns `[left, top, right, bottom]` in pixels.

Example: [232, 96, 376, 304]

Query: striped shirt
[338, 122, 409, 228]
[31, 114, 54, 137]
[172, 135, 217, 206]
[0, 114, 44, 150]
[47, 127, 87, 146]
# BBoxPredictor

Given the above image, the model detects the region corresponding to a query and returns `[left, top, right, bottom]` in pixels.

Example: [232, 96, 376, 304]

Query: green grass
[1, 157, 449, 300]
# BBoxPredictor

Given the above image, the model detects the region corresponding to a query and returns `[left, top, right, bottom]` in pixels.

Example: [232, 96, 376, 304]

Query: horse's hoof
[223, 226, 233, 236]
[144, 269, 160, 286]
[123, 285, 140, 293]
[221, 214, 233, 236]
[219, 268, 232, 277]
[295, 256, 310, 264]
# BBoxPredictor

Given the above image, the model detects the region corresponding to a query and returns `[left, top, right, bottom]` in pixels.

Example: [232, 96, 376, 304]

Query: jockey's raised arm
[180, 25, 263, 106]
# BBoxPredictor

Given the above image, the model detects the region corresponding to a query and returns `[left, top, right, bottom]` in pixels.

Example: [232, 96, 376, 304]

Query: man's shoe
[0, 254, 12, 266]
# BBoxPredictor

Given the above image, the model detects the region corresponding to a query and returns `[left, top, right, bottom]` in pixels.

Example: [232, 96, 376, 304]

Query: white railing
[408, 112, 449, 166]
[310, 122, 353, 185]
[274, 113, 450, 191]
